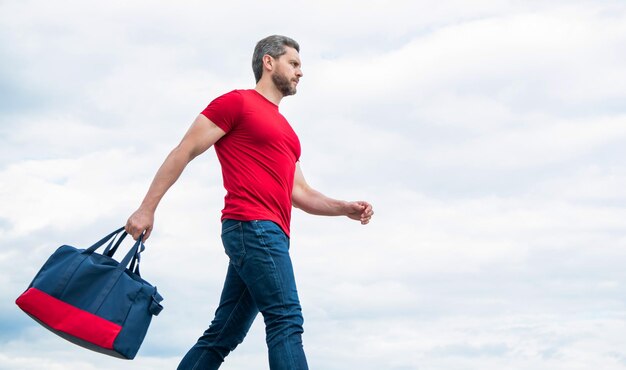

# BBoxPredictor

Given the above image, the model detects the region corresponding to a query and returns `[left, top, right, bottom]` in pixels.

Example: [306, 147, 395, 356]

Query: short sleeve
[200, 90, 243, 133]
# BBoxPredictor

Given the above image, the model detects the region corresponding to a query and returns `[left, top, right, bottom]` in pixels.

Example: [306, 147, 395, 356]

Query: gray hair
[252, 35, 300, 83]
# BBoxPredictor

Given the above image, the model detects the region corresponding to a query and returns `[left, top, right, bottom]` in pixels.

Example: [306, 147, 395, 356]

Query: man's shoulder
[214, 89, 259, 104]
[208, 89, 245, 108]
[220, 89, 254, 97]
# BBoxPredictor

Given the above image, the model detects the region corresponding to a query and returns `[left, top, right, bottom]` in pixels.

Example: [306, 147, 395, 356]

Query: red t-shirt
[201, 89, 301, 236]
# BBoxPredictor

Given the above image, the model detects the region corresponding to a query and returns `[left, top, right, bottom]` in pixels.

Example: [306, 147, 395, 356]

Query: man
[125, 35, 374, 370]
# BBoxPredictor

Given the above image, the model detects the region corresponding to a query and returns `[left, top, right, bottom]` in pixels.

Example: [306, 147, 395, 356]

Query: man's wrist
[337, 200, 351, 216]
[139, 198, 159, 214]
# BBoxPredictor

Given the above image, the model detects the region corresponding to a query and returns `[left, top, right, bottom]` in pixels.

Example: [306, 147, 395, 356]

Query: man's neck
[254, 80, 283, 106]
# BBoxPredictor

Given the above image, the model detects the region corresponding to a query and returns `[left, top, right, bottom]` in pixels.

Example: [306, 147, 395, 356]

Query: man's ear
[262, 54, 274, 72]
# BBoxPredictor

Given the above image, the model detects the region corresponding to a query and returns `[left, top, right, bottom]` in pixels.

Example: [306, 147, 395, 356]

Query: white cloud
[415, 114, 626, 169]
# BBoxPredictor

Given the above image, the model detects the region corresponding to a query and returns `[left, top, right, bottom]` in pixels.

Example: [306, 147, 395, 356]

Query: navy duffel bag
[16, 227, 164, 359]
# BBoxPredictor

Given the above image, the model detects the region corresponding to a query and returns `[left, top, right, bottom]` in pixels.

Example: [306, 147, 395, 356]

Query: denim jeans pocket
[253, 220, 290, 251]
[221, 220, 245, 267]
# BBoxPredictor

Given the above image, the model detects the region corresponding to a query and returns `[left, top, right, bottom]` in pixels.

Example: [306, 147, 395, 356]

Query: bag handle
[89, 233, 145, 312]
[102, 231, 145, 274]
[103, 230, 130, 257]
[85, 227, 145, 274]
[118, 232, 144, 271]
[84, 226, 125, 254]
[103, 232, 125, 256]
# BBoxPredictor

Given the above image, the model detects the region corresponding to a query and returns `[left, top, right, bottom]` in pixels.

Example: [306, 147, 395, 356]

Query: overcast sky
[2, 1, 626, 369]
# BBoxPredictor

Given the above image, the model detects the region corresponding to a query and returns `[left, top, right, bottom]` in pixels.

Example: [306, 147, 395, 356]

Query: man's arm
[291, 162, 374, 224]
[125, 114, 226, 240]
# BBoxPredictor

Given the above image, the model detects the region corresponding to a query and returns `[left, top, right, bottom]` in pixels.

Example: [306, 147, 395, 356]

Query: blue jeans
[177, 220, 308, 370]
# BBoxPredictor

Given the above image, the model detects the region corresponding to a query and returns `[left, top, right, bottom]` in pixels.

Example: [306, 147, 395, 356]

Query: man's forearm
[139, 146, 192, 212]
[293, 187, 349, 216]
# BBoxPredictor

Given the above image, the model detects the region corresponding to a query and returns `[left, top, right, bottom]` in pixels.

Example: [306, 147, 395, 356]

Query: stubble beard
[272, 72, 297, 97]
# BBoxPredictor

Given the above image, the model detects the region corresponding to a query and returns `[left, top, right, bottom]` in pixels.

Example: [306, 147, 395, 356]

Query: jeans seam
[256, 222, 297, 369]
[222, 221, 246, 267]
[190, 350, 207, 370]
[256, 222, 286, 311]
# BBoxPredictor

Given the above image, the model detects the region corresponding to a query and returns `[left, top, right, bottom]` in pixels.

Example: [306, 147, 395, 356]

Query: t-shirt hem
[220, 214, 291, 238]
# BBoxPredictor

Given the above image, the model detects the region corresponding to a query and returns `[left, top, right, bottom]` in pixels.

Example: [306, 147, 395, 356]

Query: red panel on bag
[15, 287, 121, 349]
